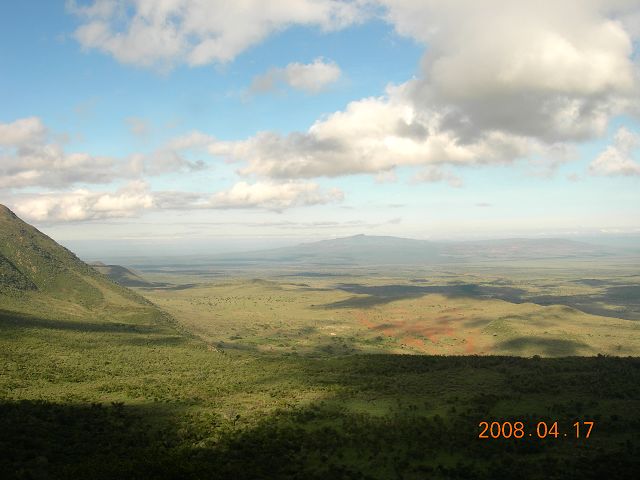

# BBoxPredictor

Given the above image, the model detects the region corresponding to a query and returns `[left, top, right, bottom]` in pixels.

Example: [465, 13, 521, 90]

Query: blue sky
[1, 1, 639, 257]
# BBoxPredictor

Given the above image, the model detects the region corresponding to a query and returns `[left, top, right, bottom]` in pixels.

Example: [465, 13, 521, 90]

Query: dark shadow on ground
[319, 283, 640, 320]
[2, 355, 639, 479]
[281, 272, 352, 277]
[0, 310, 160, 334]
[139, 283, 197, 291]
[496, 336, 590, 356]
[321, 283, 527, 309]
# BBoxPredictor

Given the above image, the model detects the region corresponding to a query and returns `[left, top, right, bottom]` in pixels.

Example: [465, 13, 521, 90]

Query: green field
[139, 260, 640, 358]
[3, 292, 640, 479]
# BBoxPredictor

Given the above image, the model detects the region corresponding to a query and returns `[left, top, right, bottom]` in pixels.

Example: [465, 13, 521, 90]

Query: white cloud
[209, 181, 344, 210]
[155, 181, 344, 211]
[166, 131, 215, 151]
[589, 127, 640, 176]
[0, 117, 208, 189]
[204, 1, 640, 182]
[208, 87, 537, 179]
[0, 116, 137, 189]
[10, 179, 343, 223]
[0, 117, 47, 147]
[69, 0, 366, 69]
[251, 58, 342, 94]
[0, 143, 123, 189]
[381, 0, 639, 142]
[132, 150, 206, 176]
[13, 181, 155, 222]
[411, 167, 463, 188]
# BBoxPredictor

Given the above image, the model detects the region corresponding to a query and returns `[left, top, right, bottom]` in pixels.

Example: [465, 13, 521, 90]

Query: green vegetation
[141, 271, 640, 357]
[1, 206, 640, 478]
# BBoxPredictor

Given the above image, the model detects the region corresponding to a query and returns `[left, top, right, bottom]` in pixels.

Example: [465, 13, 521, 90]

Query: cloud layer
[13, 181, 154, 222]
[7, 0, 639, 226]
[10, 180, 343, 222]
[0, 117, 206, 189]
[201, 1, 640, 181]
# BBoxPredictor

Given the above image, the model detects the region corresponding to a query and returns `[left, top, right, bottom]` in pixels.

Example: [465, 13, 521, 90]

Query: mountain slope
[0, 204, 161, 323]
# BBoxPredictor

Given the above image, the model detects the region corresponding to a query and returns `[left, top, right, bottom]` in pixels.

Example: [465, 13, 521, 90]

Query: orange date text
[478, 421, 594, 439]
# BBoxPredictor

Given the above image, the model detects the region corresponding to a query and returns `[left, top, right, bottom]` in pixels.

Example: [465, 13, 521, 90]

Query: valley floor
[2, 260, 640, 479]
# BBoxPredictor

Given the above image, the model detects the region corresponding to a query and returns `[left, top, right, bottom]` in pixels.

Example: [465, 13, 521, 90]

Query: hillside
[0, 204, 161, 322]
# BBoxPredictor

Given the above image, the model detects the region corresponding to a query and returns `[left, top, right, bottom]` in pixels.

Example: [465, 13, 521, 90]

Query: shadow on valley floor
[139, 283, 198, 291]
[320, 283, 640, 320]
[0, 310, 161, 335]
[2, 355, 640, 479]
[495, 336, 590, 356]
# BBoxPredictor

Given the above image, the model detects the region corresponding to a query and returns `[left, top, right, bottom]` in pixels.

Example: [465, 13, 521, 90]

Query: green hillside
[0, 204, 159, 319]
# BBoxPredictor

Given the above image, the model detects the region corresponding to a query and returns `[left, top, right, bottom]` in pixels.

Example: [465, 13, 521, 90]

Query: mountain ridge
[199, 233, 615, 266]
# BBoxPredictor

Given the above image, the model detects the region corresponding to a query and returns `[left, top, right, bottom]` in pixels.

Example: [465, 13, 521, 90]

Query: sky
[1, 0, 639, 258]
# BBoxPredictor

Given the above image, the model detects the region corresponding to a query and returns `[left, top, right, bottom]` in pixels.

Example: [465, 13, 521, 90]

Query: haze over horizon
[2, 1, 640, 258]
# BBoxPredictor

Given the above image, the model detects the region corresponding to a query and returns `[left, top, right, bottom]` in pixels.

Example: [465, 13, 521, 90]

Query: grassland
[3, 292, 640, 479]
[139, 260, 640, 358]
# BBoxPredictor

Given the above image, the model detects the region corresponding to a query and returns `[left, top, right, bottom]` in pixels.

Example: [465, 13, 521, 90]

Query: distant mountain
[211, 234, 614, 266]
[218, 234, 443, 265]
[89, 262, 154, 287]
[0, 204, 159, 319]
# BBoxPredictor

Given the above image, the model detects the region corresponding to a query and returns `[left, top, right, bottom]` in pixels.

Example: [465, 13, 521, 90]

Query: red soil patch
[402, 336, 427, 351]
[355, 308, 486, 355]
[355, 311, 458, 344]
[463, 336, 475, 353]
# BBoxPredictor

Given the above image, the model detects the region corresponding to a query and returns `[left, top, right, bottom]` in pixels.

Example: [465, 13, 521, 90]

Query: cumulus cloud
[0, 117, 47, 146]
[411, 167, 463, 187]
[166, 131, 215, 151]
[156, 181, 344, 211]
[11, 180, 343, 222]
[0, 143, 124, 189]
[589, 127, 640, 176]
[251, 58, 341, 94]
[208, 181, 343, 210]
[203, 0, 640, 182]
[69, 0, 365, 69]
[0, 116, 135, 189]
[13, 181, 155, 222]
[209, 88, 536, 179]
[140, 131, 212, 174]
[131, 150, 206, 176]
[390, 0, 638, 143]
[0, 117, 208, 189]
